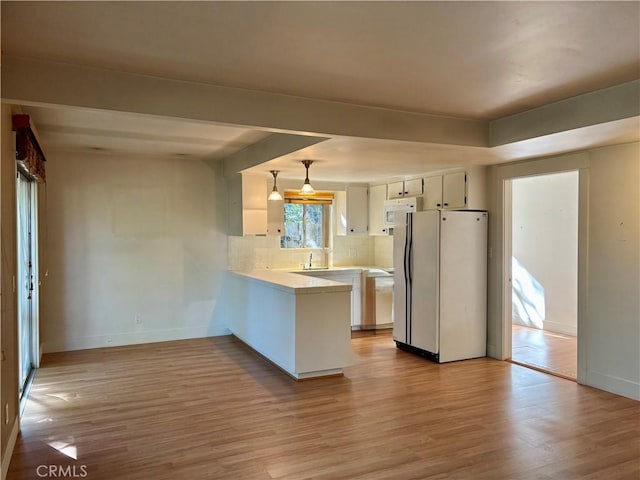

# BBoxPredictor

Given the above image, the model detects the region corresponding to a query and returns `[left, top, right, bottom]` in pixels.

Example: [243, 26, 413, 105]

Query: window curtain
[12, 114, 46, 183]
[284, 190, 334, 205]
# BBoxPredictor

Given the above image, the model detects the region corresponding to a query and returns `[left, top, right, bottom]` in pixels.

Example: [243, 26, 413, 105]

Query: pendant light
[268, 170, 283, 201]
[300, 160, 315, 195]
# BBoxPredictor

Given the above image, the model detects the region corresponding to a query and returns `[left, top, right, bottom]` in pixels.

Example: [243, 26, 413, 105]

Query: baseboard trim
[1, 417, 20, 480]
[43, 325, 231, 353]
[586, 370, 640, 401]
[541, 320, 577, 337]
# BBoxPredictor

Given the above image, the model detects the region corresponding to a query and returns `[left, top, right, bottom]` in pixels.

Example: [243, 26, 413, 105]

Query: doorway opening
[509, 171, 578, 380]
[16, 170, 39, 406]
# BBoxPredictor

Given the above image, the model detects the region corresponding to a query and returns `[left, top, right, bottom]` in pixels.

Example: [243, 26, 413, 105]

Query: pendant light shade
[268, 170, 283, 201]
[300, 160, 315, 195]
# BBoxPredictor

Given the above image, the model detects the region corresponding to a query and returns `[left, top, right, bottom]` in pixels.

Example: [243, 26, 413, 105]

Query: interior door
[16, 171, 37, 401]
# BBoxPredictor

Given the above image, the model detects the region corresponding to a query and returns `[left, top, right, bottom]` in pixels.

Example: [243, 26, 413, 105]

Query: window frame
[280, 191, 333, 250]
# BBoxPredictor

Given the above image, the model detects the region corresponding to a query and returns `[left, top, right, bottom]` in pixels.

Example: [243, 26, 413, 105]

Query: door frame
[494, 153, 589, 384]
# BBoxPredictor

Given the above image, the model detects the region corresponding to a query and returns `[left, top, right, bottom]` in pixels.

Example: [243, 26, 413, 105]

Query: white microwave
[383, 197, 423, 226]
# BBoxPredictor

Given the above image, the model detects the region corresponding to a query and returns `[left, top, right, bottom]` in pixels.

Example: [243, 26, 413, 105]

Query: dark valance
[12, 114, 46, 183]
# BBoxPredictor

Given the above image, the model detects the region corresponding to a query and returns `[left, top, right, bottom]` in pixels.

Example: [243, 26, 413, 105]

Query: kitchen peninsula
[225, 270, 353, 379]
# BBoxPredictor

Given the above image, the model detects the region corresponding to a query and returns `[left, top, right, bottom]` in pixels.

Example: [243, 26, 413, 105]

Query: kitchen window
[281, 192, 333, 249]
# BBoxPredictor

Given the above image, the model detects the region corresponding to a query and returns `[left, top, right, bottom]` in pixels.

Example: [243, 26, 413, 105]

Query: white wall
[41, 150, 229, 352]
[487, 142, 640, 400]
[0, 104, 20, 470]
[586, 143, 639, 399]
[512, 171, 578, 336]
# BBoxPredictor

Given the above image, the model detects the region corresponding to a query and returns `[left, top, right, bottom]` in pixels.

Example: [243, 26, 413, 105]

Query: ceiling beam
[490, 80, 640, 146]
[217, 133, 328, 177]
[1, 55, 488, 147]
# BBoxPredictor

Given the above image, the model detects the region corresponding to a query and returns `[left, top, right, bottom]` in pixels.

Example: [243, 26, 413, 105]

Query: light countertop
[230, 270, 352, 294]
[281, 266, 393, 274]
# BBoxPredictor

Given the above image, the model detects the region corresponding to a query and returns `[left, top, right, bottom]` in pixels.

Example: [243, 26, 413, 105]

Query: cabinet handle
[444, 203, 449, 206]
[382, 229, 386, 232]
[436, 203, 441, 207]
[350, 229, 354, 232]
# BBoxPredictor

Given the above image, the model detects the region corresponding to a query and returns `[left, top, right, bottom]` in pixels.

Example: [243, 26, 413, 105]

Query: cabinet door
[442, 172, 466, 209]
[242, 173, 267, 234]
[306, 271, 360, 327]
[346, 186, 368, 235]
[423, 175, 443, 210]
[368, 184, 389, 236]
[387, 181, 405, 199]
[334, 191, 347, 236]
[404, 178, 424, 197]
[351, 272, 363, 327]
[266, 199, 284, 236]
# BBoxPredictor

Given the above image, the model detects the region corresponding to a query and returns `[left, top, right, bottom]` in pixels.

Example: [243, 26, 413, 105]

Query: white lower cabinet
[297, 269, 363, 328]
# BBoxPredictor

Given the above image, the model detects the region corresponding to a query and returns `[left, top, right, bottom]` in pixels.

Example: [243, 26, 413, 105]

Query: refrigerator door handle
[403, 218, 409, 286]
[408, 214, 413, 285]
[404, 213, 411, 344]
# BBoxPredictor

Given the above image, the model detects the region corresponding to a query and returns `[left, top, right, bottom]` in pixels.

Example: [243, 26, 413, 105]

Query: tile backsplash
[228, 234, 393, 271]
[374, 236, 394, 268]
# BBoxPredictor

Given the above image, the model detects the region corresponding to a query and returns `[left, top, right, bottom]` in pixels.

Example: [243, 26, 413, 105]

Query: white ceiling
[2, 1, 639, 182]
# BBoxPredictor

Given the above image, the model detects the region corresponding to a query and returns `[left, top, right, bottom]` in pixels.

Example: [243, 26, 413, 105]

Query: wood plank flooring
[8, 330, 639, 480]
[511, 325, 577, 380]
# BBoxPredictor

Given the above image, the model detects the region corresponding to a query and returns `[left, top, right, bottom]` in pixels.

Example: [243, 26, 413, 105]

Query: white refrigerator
[393, 210, 488, 362]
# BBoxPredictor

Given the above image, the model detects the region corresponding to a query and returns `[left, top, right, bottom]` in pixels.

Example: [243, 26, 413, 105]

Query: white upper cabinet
[442, 171, 467, 209]
[422, 167, 489, 211]
[346, 185, 369, 235]
[424, 176, 444, 209]
[424, 172, 466, 210]
[387, 181, 405, 199]
[334, 191, 347, 236]
[228, 173, 268, 236]
[335, 186, 368, 236]
[368, 184, 389, 236]
[404, 178, 424, 197]
[387, 178, 423, 199]
[266, 199, 284, 236]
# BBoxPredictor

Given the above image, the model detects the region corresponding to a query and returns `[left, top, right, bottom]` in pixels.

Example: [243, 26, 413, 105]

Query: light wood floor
[8, 330, 639, 480]
[511, 325, 577, 380]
